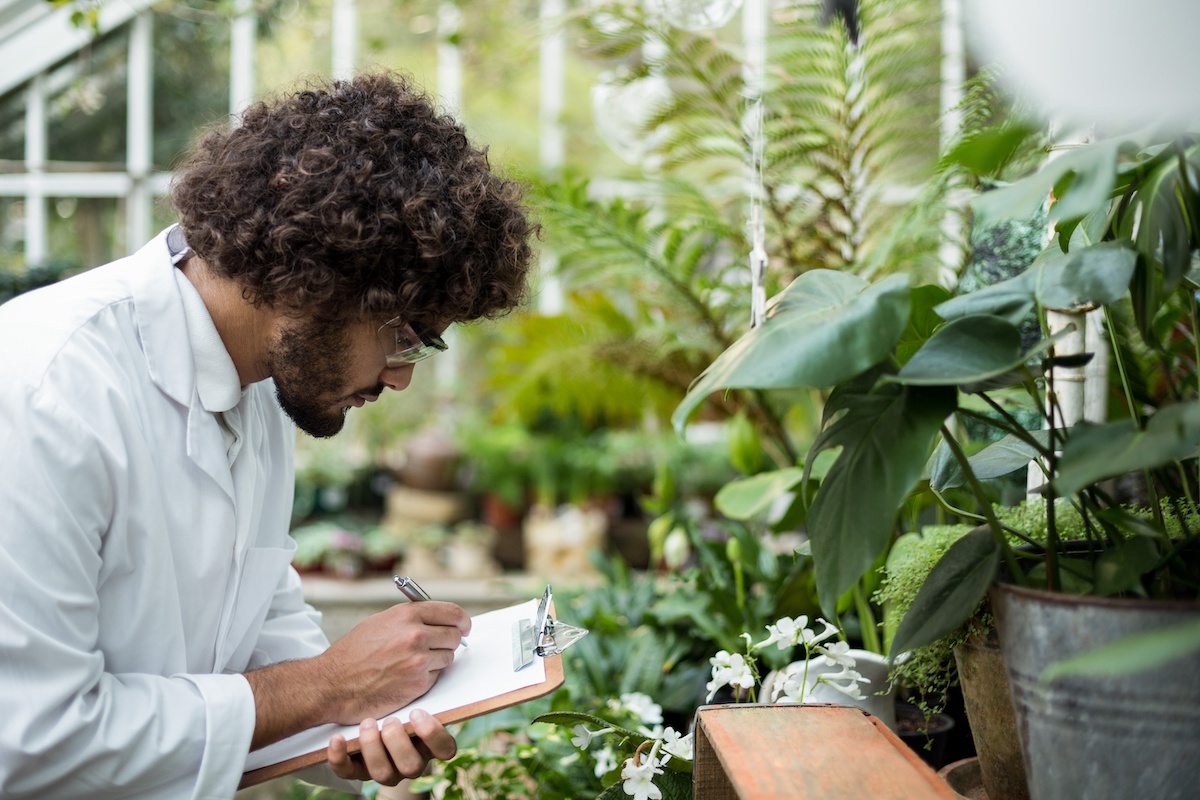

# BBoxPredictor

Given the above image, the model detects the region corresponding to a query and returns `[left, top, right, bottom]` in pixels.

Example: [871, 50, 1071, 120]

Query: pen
[393, 575, 467, 647]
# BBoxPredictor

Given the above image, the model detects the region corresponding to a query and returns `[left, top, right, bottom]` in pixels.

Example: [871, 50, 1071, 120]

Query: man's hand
[318, 601, 471, 724]
[327, 709, 455, 785]
[245, 600, 470, 752]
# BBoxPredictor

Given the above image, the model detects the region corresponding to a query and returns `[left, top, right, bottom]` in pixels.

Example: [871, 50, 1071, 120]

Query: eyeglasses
[377, 317, 448, 367]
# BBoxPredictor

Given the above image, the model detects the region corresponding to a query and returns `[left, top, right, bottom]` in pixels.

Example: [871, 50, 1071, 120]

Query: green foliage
[879, 497, 1200, 706]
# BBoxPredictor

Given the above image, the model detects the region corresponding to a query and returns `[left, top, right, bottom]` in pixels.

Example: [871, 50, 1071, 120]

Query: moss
[875, 498, 1198, 713]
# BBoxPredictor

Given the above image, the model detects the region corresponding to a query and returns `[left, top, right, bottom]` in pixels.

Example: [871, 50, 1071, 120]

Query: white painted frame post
[126, 10, 154, 251]
[23, 74, 48, 267]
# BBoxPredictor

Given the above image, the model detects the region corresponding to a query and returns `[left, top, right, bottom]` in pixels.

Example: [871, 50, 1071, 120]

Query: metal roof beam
[0, 0, 157, 98]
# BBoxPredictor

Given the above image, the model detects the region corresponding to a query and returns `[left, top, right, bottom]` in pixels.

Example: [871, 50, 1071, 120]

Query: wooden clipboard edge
[239, 609, 566, 789]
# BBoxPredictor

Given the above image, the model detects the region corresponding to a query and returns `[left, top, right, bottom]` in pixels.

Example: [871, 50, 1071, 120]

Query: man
[0, 72, 535, 799]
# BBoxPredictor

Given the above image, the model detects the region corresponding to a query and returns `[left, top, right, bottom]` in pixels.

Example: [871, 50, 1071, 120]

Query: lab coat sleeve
[0, 386, 255, 800]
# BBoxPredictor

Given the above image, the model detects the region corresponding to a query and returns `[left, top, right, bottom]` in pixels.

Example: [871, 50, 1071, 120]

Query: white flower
[820, 676, 866, 701]
[759, 615, 807, 650]
[621, 753, 664, 800]
[818, 640, 857, 668]
[620, 692, 664, 726]
[571, 723, 613, 749]
[706, 650, 755, 701]
[801, 618, 840, 647]
[594, 744, 618, 778]
[763, 661, 800, 704]
[661, 726, 694, 762]
[759, 615, 840, 651]
[816, 665, 870, 701]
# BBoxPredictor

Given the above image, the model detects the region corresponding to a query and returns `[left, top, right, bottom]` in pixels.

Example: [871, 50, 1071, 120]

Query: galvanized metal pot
[991, 583, 1200, 800]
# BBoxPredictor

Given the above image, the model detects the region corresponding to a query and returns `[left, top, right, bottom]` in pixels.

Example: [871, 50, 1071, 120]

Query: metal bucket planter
[991, 583, 1200, 800]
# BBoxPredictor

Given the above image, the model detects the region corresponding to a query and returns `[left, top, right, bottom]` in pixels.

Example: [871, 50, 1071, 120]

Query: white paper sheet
[244, 598, 545, 772]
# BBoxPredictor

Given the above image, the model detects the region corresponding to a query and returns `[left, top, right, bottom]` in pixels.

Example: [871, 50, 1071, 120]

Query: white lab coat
[0, 230, 331, 799]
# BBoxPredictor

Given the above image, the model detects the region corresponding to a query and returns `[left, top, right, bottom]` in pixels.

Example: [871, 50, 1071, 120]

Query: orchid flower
[818, 640, 857, 668]
[801, 617, 840, 648]
[816, 665, 870, 701]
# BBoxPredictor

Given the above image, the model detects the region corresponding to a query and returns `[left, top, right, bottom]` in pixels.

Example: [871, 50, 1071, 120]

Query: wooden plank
[694, 704, 960, 799]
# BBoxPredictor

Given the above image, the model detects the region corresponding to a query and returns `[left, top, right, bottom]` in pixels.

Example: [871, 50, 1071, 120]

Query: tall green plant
[677, 130, 1200, 669]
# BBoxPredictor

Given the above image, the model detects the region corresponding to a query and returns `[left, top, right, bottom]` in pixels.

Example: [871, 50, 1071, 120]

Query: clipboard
[240, 587, 584, 788]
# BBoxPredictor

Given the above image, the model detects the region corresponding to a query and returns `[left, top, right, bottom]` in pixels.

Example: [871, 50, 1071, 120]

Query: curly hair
[170, 72, 535, 328]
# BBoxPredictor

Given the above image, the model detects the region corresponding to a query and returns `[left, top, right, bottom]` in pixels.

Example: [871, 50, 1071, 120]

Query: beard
[268, 319, 383, 438]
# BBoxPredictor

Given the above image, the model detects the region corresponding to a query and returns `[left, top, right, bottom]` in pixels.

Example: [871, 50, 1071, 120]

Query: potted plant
[675, 129, 1200, 799]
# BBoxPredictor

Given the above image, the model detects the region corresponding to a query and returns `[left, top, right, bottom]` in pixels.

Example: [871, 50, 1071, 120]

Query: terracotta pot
[953, 633, 1029, 800]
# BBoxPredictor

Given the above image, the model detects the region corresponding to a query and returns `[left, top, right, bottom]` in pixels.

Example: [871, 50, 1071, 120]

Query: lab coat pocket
[218, 539, 297, 673]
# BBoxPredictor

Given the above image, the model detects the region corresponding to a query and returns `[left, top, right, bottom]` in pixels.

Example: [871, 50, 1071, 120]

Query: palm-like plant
[496, 0, 949, 458]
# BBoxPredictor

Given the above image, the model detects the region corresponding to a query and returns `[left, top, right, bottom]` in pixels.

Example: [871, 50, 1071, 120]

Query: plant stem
[939, 424, 1024, 584]
[853, 583, 882, 655]
[1105, 305, 1141, 428]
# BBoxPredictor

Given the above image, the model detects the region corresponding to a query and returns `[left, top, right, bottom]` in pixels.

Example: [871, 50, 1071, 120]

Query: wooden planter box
[694, 704, 960, 799]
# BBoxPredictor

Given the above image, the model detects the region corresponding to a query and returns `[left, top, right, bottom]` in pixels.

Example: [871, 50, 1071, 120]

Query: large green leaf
[973, 138, 1122, 227]
[532, 712, 645, 740]
[896, 284, 953, 366]
[672, 270, 910, 433]
[890, 315, 1023, 386]
[889, 526, 1001, 657]
[1052, 401, 1200, 496]
[937, 240, 1137, 325]
[807, 383, 957, 613]
[1035, 241, 1137, 310]
[943, 123, 1036, 176]
[1040, 617, 1200, 684]
[931, 429, 1054, 492]
[935, 271, 1036, 325]
[714, 467, 806, 520]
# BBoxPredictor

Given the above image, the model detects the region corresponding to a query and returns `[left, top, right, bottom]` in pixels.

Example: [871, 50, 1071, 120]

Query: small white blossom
[816, 665, 870, 701]
[661, 726, 694, 762]
[801, 618, 840, 647]
[819, 676, 866, 701]
[758, 615, 807, 650]
[594, 744, 618, 778]
[818, 640, 857, 668]
[621, 751, 664, 800]
[620, 692, 664, 727]
[706, 650, 755, 701]
[758, 615, 840, 651]
[571, 724, 613, 750]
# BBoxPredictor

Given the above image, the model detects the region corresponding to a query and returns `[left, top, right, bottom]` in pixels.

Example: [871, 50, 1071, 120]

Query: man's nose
[381, 363, 415, 392]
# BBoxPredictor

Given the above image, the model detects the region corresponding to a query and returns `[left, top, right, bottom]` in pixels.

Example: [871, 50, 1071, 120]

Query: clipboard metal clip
[512, 585, 588, 671]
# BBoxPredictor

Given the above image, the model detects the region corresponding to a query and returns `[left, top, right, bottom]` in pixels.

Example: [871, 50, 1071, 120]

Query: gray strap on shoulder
[166, 225, 194, 266]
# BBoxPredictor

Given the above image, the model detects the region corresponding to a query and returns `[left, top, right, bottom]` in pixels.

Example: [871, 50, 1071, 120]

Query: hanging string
[744, 0, 767, 329]
[748, 95, 767, 329]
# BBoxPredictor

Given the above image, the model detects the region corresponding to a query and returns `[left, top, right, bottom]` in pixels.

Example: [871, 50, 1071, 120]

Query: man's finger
[357, 719, 401, 785]
[408, 709, 457, 761]
[380, 718, 427, 778]
[397, 601, 471, 637]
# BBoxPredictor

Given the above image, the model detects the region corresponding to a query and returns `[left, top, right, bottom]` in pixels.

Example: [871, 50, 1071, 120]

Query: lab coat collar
[128, 228, 236, 501]
[128, 228, 197, 409]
